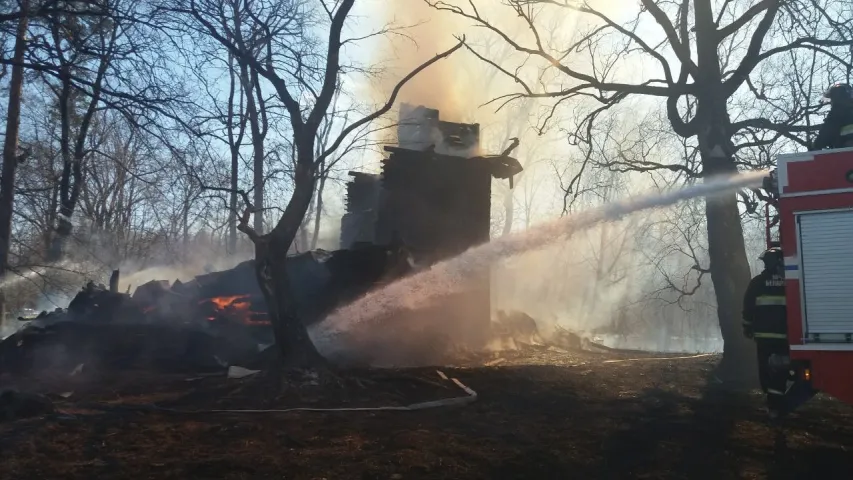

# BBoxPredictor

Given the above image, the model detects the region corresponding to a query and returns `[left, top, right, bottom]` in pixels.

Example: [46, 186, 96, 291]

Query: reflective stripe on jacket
[743, 271, 788, 338]
[754, 332, 788, 340]
[756, 295, 786, 306]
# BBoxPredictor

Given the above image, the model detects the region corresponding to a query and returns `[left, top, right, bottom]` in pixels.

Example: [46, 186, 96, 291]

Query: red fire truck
[766, 146, 853, 405]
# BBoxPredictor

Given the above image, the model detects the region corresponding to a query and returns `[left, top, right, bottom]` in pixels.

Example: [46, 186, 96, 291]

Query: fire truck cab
[770, 146, 853, 405]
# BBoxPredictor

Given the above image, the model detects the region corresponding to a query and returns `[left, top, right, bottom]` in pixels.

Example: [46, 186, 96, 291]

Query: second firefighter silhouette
[813, 83, 853, 150]
[742, 247, 790, 417]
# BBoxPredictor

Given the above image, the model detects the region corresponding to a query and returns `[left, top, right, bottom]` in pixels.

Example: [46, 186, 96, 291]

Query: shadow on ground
[2, 355, 852, 479]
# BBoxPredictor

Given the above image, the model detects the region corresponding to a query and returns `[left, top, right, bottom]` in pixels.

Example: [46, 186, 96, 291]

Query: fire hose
[65, 370, 477, 415]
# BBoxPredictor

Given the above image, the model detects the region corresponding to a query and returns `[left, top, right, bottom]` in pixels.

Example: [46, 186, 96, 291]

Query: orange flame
[201, 294, 271, 326]
[210, 295, 250, 309]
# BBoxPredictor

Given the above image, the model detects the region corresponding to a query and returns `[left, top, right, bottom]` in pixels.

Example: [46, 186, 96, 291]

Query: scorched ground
[1, 348, 851, 479]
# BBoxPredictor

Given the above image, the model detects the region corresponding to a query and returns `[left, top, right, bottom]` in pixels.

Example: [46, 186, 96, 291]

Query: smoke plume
[378, 2, 470, 121]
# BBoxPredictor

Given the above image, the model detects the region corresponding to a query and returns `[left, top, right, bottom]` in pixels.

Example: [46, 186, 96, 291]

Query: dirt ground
[2, 347, 852, 480]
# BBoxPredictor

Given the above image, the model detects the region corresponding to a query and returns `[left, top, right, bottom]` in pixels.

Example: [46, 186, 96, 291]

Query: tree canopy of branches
[0, 0, 234, 319]
[160, 0, 464, 368]
[428, 0, 853, 382]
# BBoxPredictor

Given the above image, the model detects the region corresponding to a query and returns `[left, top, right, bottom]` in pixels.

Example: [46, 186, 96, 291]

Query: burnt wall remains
[340, 172, 382, 249]
[375, 147, 492, 345]
[339, 104, 493, 344]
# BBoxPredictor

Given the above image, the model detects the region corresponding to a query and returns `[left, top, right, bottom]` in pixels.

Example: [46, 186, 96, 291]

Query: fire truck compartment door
[798, 209, 853, 337]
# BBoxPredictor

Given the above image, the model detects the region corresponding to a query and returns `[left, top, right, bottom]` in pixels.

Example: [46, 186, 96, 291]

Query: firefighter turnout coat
[813, 104, 853, 150]
[742, 270, 787, 340]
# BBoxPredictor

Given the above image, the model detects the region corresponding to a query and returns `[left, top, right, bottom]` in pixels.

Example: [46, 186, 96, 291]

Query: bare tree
[38, 1, 121, 261]
[225, 53, 248, 253]
[429, 0, 853, 382]
[167, 0, 464, 368]
[217, 0, 271, 235]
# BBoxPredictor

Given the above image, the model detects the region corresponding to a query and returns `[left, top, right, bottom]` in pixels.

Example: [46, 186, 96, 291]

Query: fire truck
[765, 146, 853, 406]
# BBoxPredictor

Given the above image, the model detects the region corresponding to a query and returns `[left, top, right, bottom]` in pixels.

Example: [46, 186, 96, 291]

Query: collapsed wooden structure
[339, 103, 523, 346]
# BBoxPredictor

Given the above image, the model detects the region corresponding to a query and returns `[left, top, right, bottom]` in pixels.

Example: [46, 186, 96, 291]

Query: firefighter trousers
[755, 339, 790, 413]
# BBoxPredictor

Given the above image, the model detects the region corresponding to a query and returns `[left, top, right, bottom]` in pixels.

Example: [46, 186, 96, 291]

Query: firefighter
[812, 83, 853, 150]
[742, 246, 791, 418]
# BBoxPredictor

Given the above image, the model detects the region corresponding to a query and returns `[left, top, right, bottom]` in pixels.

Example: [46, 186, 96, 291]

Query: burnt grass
[2, 348, 852, 479]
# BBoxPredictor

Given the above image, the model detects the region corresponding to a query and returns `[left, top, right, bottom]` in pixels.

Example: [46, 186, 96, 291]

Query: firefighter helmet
[759, 247, 783, 271]
[822, 83, 853, 105]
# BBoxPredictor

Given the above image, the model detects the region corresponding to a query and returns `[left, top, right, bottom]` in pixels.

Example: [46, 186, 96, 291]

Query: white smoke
[312, 171, 767, 355]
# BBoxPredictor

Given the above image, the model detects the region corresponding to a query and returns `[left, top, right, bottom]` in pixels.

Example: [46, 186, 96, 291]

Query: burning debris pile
[0, 274, 264, 377]
[0, 243, 417, 377]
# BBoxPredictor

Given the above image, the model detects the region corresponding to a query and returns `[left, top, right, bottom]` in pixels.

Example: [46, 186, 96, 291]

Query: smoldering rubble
[0, 242, 421, 381]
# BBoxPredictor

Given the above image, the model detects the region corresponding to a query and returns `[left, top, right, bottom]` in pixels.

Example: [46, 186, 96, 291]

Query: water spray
[0, 259, 79, 291]
[314, 170, 768, 342]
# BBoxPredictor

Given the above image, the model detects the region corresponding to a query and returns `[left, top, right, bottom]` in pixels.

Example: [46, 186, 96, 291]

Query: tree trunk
[253, 158, 325, 368]
[698, 120, 757, 386]
[231, 10, 266, 236]
[310, 169, 326, 250]
[228, 148, 238, 254]
[49, 23, 114, 262]
[226, 53, 244, 255]
[501, 187, 514, 236]
[240, 64, 265, 235]
[45, 181, 59, 254]
[181, 200, 190, 259]
[299, 185, 315, 251]
[49, 145, 88, 262]
[295, 187, 312, 253]
[0, 2, 30, 326]
[49, 85, 100, 261]
[691, 0, 757, 382]
[704, 187, 757, 383]
[48, 63, 75, 262]
[254, 238, 324, 368]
